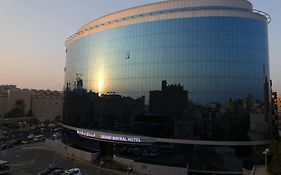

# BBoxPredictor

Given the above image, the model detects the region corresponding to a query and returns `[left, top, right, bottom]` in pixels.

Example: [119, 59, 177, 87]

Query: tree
[3, 99, 26, 118]
[268, 140, 281, 174]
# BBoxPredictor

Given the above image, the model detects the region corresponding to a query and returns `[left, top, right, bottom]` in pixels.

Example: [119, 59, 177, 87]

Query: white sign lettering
[76, 130, 142, 143]
[77, 130, 96, 138]
[101, 134, 141, 143]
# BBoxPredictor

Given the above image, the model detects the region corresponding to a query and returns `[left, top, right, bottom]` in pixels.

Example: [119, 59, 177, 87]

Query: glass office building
[63, 0, 272, 173]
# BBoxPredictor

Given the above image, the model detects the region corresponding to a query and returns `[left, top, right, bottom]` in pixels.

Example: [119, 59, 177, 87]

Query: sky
[0, 0, 280, 93]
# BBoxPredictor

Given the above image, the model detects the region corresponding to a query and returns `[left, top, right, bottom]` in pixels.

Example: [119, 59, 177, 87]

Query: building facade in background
[63, 0, 272, 173]
[0, 85, 63, 121]
[278, 95, 281, 132]
[278, 95, 281, 115]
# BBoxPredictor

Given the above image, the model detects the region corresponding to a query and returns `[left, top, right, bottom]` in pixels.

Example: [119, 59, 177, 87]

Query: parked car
[27, 134, 35, 140]
[48, 123, 56, 128]
[0, 144, 13, 150]
[0, 134, 6, 142]
[21, 140, 30, 144]
[53, 128, 61, 132]
[49, 169, 65, 175]
[52, 132, 61, 140]
[64, 168, 81, 175]
[34, 135, 45, 142]
[9, 139, 22, 145]
[38, 166, 63, 175]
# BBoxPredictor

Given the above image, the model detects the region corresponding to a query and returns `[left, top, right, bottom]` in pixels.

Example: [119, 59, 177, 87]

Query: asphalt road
[0, 146, 120, 175]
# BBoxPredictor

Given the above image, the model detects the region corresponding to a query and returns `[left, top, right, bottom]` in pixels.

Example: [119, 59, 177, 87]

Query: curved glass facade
[65, 17, 270, 140]
[66, 17, 269, 103]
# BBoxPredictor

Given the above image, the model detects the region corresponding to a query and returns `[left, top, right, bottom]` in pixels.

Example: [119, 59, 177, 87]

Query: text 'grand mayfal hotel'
[62, 0, 275, 174]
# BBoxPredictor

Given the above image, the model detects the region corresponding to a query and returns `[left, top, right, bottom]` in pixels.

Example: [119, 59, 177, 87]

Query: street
[0, 145, 122, 175]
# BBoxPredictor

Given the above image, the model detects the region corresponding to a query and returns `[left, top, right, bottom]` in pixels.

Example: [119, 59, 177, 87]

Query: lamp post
[263, 148, 269, 175]
[126, 166, 132, 174]
[97, 158, 104, 175]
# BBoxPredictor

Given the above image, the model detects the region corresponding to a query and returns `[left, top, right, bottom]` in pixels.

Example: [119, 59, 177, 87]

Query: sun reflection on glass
[98, 79, 103, 94]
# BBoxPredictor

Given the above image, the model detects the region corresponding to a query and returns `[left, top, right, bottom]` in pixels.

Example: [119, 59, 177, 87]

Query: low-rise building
[0, 92, 8, 116]
[31, 91, 63, 121]
[278, 95, 281, 131]
[0, 85, 63, 121]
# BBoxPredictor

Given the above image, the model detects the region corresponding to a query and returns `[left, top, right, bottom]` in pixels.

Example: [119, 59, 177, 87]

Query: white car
[48, 123, 55, 128]
[64, 168, 81, 175]
[27, 134, 35, 140]
[34, 135, 45, 142]
[52, 132, 61, 140]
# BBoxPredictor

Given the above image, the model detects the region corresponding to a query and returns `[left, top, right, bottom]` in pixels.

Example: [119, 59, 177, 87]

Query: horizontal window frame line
[66, 5, 269, 46]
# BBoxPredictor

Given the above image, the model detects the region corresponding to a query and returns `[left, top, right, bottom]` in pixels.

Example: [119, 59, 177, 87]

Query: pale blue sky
[0, 0, 280, 93]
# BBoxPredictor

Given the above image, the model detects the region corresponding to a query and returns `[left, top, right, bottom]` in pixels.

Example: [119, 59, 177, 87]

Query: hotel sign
[100, 134, 141, 143]
[77, 130, 96, 138]
[76, 129, 142, 143]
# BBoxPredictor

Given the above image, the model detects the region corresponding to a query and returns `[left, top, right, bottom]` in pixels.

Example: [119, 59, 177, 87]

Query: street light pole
[97, 158, 104, 175]
[126, 166, 132, 174]
[263, 148, 269, 175]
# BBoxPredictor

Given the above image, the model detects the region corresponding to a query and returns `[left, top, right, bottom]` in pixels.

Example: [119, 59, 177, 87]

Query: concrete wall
[45, 139, 99, 162]
[0, 88, 63, 121]
[114, 156, 188, 175]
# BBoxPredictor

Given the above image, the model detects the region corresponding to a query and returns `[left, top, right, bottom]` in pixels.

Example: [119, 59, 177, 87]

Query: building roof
[65, 0, 269, 47]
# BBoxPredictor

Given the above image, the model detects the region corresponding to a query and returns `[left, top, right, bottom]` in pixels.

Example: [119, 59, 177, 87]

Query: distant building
[278, 95, 281, 115]
[0, 85, 17, 92]
[31, 91, 63, 121]
[0, 85, 16, 116]
[7, 89, 32, 113]
[133, 113, 173, 138]
[149, 80, 188, 117]
[63, 81, 145, 131]
[277, 95, 281, 131]
[0, 92, 8, 116]
[0, 85, 63, 121]
[271, 92, 279, 138]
